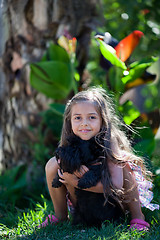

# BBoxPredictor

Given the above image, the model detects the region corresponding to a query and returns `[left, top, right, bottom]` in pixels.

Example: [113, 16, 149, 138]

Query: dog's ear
[55, 147, 63, 167]
[58, 145, 82, 173]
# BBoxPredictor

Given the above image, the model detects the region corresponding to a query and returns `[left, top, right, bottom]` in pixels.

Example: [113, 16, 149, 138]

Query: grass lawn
[1, 140, 160, 240]
[0, 195, 160, 240]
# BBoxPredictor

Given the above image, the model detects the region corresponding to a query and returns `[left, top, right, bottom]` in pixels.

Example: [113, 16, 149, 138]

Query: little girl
[39, 87, 159, 230]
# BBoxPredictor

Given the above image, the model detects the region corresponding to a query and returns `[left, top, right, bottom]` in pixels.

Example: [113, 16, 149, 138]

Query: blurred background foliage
[1, 0, 160, 212]
[98, 0, 160, 58]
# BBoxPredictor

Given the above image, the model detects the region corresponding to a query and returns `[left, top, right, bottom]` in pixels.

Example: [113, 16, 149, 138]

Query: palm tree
[0, 0, 99, 170]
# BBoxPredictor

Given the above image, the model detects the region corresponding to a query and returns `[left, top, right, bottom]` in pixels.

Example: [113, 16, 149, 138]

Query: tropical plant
[30, 42, 75, 100]
[96, 34, 159, 159]
[30, 30, 159, 161]
[0, 164, 27, 206]
[29, 37, 79, 137]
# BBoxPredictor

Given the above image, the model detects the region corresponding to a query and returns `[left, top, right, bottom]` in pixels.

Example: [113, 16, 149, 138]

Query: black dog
[52, 135, 124, 227]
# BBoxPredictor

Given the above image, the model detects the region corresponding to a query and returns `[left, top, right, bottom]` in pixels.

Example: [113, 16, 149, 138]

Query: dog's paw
[52, 180, 62, 188]
[77, 179, 93, 189]
[78, 170, 100, 189]
[52, 175, 62, 188]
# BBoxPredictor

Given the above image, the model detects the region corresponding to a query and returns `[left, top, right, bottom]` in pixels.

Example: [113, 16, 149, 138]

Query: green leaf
[0, 165, 27, 205]
[97, 39, 127, 70]
[42, 104, 65, 138]
[108, 66, 124, 93]
[122, 57, 159, 85]
[41, 42, 70, 63]
[134, 138, 155, 159]
[30, 61, 73, 99]
[142, 84, 160, 112]
[119, 101, 140, 125]
[132, 120, 155, 158]
[49, 103, 65, 116]
[129, 56, 159, 68]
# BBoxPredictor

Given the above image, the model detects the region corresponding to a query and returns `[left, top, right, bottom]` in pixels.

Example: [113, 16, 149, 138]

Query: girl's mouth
[80, 129, 90, 133]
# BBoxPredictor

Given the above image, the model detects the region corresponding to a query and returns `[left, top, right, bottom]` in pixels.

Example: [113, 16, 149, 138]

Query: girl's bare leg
[65, 184, 77, 207]
[45, 157, 68, 221]
[123, 164, 144, 220]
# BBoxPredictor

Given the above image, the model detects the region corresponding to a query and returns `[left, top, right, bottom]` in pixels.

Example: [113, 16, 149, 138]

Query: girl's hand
[74, 165, 89, 178]
[58, 168, 104, 193]
[58, 169, 79, 188]
[57, 165, 89, 187]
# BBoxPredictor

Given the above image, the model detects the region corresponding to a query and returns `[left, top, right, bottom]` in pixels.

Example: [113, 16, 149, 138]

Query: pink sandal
[38, 214, 59, 228]
[129, 218, 150, 231]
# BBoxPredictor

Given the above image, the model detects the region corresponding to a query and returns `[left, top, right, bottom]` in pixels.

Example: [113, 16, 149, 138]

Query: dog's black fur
[52, 135, 124, 227]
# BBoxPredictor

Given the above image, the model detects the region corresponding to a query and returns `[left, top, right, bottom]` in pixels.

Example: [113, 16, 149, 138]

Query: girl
[39, 87, 159, 230]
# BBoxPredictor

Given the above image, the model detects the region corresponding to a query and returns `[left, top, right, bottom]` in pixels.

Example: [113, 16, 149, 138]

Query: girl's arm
[108, 139, 124, 190]
[58, 167, 104, 193]
[107, 159, 123, 189]
[58, 160, 124, 192]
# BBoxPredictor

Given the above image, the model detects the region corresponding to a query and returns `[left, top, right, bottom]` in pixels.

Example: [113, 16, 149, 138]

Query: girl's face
[71, 101, 102, 140]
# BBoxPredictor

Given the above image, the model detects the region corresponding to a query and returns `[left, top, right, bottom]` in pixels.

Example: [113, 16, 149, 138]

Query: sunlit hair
[60, 87, 151, 201]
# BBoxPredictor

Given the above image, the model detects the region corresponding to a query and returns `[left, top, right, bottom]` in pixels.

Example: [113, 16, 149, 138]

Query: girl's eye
[90, 116, 96, 119]
[75, 116, 81, 120]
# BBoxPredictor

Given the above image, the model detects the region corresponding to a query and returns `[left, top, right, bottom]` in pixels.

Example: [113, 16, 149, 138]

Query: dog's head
[55, 135, 103, 173]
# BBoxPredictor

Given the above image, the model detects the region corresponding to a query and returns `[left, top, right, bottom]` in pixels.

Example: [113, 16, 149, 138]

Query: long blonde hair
[60, 87, 151, 199]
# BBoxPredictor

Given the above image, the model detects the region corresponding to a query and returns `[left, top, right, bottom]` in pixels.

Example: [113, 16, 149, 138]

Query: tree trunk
[0, 0, 100, 171]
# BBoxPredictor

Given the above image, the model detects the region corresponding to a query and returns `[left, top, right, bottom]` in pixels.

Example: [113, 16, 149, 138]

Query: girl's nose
[81, 119, 88, 126]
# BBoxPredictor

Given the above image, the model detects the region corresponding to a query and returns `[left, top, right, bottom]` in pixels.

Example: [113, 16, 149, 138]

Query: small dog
[52, 135, 124, 227]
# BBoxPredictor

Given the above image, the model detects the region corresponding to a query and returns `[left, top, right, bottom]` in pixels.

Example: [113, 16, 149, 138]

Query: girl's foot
[38, 214, 59, 228]
[129, 218, 150, 231]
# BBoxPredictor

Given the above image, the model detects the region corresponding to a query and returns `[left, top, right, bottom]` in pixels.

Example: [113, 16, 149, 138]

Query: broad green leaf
[97, 39, 127, 70]
[42, 106, 64, 138]
[30, 61, 73, 99]
[129, 56, 159, 68]
[49, 103, 65, 116]
[119, 101, 140, 125]
[41, 42, 70, 63]
[0, 164, 27, 204]
[108, 66, 125, 93]
[132, 120, 155, 158]
[133, 138, 155, 159]
[122, 57, 158, 85]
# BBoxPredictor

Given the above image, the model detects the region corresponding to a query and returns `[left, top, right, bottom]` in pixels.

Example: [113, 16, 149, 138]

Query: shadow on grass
[0, 190, 159, 240]
[13, 220, 160, 240]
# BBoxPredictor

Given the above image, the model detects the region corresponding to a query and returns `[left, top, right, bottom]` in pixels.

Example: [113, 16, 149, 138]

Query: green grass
[0, 195, 159, 240]
[1, 136, 160, 239]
